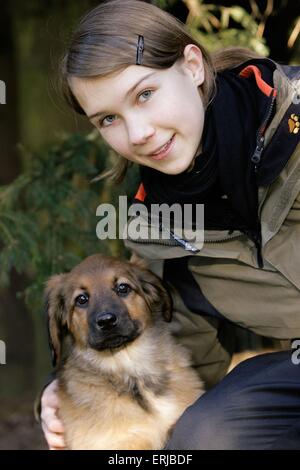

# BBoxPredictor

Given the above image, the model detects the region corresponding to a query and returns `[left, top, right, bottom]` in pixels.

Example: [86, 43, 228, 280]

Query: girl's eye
[100, 115, 116, 127]
[98, 90, 153, 128]
[138, 89, 153, 102]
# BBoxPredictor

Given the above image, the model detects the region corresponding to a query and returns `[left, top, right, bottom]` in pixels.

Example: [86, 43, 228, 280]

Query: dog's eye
[75, 294, 89, 307]
[116, 283, 132, 297]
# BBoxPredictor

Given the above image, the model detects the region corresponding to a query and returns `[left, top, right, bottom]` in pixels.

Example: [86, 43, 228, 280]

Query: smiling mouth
[148, 134, 176, 160]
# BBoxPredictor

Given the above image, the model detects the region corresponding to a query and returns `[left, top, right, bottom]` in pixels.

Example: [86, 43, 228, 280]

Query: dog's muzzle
[88, 310, 141, 351]
[95, 312, 117, 331]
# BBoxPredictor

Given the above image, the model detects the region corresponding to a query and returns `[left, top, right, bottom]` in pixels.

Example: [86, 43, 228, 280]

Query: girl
[40, 0, 300, 449]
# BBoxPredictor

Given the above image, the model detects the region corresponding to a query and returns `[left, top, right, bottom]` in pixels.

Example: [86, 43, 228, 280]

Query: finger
[44, 431, 66, 449]
[48, 419, 65, 434]
[41, 390, 60, 409]
[41, 413, 63, 436]
[41, 407, 59, 427]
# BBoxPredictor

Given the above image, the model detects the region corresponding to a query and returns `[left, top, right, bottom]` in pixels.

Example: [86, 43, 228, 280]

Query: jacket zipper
[251, 90, 277, 172]
[249, 89, 277, 265]
[128, 228, 263, 267]
[128, 221, 244, 253]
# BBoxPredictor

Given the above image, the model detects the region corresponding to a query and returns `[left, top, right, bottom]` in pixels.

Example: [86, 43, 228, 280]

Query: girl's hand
[40, 379, 66, 450]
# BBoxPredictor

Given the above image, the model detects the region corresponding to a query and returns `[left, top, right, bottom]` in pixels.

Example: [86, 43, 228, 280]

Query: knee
[165, 397, 235, 450]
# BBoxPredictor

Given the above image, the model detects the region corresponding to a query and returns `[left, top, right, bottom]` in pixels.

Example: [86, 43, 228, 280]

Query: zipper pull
[169, 230, 200, 253]
[251, 136, 265, 171]
[159, 221, 200, 253]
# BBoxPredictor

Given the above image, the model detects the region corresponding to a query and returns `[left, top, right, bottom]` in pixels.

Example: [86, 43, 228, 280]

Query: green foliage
[152, 0, 178, 9]
[0, 132, 138, 312]
[153, 1, 268, 55]
[184, 1, 269, 55]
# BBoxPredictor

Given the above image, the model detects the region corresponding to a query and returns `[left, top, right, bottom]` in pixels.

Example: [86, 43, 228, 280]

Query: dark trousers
[166, 350, 300, 450]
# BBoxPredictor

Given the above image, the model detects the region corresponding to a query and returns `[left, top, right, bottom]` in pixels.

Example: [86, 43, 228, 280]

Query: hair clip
[136, 35, 144, 66]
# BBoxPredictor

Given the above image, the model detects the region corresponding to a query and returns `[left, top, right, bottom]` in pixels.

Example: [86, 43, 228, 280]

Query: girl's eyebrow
[87, 71, 157, 120]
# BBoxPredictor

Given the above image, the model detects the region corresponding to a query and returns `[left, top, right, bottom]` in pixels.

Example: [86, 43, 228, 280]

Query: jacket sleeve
[168, 284, 235, 389]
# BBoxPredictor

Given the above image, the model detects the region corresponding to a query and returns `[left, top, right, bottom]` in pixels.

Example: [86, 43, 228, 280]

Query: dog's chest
[59, 376, 184, 450]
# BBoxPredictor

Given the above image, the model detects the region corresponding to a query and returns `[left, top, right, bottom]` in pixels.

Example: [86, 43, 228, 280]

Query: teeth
[153, 138, 172, 155]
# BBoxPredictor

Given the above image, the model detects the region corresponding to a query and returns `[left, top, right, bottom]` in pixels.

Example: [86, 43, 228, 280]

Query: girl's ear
[182, 44, 205, 87]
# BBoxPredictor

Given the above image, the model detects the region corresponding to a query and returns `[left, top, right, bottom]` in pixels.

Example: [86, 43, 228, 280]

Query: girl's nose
[128, 122, 155, 146]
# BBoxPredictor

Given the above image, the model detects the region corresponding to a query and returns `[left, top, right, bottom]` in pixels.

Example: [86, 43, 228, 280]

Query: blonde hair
[60, 0, 260, 183]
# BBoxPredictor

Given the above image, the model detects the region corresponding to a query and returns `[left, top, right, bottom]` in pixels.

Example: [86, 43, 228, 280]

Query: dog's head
[45, 254, 172, 367]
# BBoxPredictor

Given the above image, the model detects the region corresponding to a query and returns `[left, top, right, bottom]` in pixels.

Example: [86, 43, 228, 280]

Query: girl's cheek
[100, 128, 121, 150]
[108, 135, 130, 157]
[159, 99, 181, 124]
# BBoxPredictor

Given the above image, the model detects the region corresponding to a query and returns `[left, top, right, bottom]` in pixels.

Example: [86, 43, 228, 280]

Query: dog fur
[45, 254, 203, 450]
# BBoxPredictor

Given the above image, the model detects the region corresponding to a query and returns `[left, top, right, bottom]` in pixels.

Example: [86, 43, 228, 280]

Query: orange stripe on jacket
[134, 183, 146, 202]
[239, 65, 277, 98]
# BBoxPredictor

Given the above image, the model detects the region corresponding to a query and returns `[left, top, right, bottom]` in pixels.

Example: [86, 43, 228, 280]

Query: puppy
[45, 254, 204, 450]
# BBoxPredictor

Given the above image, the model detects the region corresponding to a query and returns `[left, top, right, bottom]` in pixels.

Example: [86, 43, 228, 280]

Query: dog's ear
[133, 266, 173, 322]
[129, 252, 149, 270]
[44, 274, 69, 367]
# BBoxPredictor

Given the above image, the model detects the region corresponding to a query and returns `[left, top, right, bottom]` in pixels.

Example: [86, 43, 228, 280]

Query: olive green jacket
[124, 63, 300, 388]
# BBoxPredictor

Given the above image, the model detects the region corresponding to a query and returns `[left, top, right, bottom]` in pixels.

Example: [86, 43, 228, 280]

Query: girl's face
[70, 45, 205, 175]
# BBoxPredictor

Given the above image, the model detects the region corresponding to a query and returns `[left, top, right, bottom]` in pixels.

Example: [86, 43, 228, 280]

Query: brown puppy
[45, 254, 203, 450]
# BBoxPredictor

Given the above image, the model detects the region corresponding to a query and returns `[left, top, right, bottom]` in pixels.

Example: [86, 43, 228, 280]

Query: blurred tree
[0, 131, 139, 307]
[0, 2, 21, 183]
[178, 0, 300, 62]
[182, 0, 269, 54]
[0, 2, 35, 401]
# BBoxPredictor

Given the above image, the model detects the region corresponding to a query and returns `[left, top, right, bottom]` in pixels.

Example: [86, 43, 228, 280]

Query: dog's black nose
[96, 312, 117, 330]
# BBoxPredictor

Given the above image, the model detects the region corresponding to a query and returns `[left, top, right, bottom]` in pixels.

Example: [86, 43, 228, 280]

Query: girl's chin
[154, 157, 196, 175]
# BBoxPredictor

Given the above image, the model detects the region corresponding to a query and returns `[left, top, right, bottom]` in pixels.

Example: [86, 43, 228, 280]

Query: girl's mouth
[150, 134, 176, 160]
